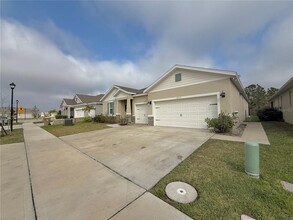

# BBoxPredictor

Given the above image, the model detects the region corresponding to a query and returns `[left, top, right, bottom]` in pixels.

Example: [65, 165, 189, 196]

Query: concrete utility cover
[165, 181, 197, 203]
[241, 214, 255, 220]
[281, 181, 293, 192]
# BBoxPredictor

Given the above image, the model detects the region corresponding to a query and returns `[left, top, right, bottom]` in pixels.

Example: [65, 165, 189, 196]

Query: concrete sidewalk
[211, 122, 270, 145]
[16, 123, 192, 220]
[0, 142, 35, 220]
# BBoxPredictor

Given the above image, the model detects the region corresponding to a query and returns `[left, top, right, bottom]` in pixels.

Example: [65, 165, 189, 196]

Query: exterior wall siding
[148, 78, 232, 114]
[103, 88, 118, 102]
[115, 91, 129, 99]
[151, 68, 229, 92]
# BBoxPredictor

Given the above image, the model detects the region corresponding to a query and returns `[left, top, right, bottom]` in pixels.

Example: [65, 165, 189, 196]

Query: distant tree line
[244, 84, 279, 115]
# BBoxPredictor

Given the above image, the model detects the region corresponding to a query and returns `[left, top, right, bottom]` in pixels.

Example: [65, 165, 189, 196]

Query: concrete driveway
[1, 123, 211, 220]
[61, 125, 212, 190]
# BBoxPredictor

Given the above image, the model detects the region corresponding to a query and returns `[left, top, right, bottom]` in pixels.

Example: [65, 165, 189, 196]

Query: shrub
[83, 116, 92, 122]
[93, 114, 116, 124]
[55, 114, 68, 119]
[104, 116, 116, 124]
[257, 107, 283, 121]
[119, 117, 128, 126]
[93, 114, 106, 123]
[205, 112, 236, 133]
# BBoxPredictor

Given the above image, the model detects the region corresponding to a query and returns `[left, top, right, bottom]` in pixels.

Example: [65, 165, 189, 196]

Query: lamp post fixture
[10, 82, 16, 132]
[16, 100, 19, 124]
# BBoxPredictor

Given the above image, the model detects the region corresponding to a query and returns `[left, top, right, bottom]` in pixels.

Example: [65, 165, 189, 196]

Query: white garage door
[135, 104, 148, 124]
[74, 108, 85, 118]
[154, 95, 218, 128]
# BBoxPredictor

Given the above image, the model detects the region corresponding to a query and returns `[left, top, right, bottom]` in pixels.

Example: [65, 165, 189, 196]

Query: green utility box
[64, 119, 73, 126]
[245, 141, 259, 178]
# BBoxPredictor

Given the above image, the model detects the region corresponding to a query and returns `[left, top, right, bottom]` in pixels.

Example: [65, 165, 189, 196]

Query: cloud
[86, 1, 292, 86]
[1, 1, 293, 111]
[0, 19, 153, 111]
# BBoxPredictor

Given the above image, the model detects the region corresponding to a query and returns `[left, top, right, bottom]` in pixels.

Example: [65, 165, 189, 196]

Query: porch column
[126, 98, 131, 123]
[67, 107, 71, 118]
[126, 98, 131, 115]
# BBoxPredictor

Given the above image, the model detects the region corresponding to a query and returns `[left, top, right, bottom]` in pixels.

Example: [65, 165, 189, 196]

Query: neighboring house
[100, 85, 146, 123]
[18, 108, 34, 119]
[0, 107, 34, 119]
[101, 65, 249, 129]
[269, 77, 293, 125]
[60, 94, 104, 118]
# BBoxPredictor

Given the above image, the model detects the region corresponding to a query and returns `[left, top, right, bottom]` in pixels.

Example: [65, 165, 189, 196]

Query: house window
[175, 73, 182, 82]
[289, 91, 292, 107]
[108, 102, 114, 115]
[280, 96, 282, 109]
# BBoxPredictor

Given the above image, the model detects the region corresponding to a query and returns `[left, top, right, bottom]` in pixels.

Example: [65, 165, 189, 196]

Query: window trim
[289, 91, 292, 107]
[175, 73, 182, 82]
[108, 102, 114, 115]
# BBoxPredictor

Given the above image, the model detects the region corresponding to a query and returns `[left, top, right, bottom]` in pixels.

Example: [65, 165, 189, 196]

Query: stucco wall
[271, 87, 293, 124]
[229, 80, 249, 122]
[95, 104, 103, 115]
[117, 100, 127, 117]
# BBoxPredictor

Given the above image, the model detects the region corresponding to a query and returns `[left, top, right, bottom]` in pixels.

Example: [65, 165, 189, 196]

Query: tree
[266, 87, 279, 100]
[0, 95, 9, 116]
[32, 105, 40, 118]
[245, 84, 267, 115]
[48, 109, 57, 114]
[82, 105, 95, 116]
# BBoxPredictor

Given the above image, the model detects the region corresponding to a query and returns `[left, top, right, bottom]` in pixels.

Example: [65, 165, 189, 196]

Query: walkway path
[2, 122, 192, 220]
[211, 122, 270, 145]
[0, 142, 35, 220]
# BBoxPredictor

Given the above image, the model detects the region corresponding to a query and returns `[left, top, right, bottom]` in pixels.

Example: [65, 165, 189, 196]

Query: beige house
[101, 65, 249, 129]
[269, 77, 293, 124]
[100, 85, 146, 123]
[60, 94, 104, 118]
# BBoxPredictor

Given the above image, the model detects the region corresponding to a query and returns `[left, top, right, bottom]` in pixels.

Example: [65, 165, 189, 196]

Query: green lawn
[42, 121, 109, 137]
[0, 128, 24, 145]
[150, 122, 293, 219]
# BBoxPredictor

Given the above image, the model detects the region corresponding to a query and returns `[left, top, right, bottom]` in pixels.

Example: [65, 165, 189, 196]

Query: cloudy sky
[1, 1, 292, 111]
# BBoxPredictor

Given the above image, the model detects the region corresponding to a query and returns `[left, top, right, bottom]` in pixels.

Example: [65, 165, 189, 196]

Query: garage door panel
[154, 96, 218, 129]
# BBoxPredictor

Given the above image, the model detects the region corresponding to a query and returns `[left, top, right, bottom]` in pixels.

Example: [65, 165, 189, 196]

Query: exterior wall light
[220, 91, 226, 98]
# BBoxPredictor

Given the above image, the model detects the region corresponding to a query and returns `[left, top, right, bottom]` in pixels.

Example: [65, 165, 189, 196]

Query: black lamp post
[10, 82, 16, 132]
[16, 100, 19, 123]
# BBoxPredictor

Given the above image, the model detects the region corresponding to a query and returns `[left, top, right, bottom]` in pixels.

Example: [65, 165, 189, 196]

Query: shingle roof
[136, 88, 147, 94]
[76, 94, 104, 103]
[63, 99, 76, 105]
[115, 85, 146, 94]
[62, 93, 104, 106]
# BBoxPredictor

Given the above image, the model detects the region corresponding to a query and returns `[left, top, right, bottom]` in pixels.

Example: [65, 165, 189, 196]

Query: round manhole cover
[165, 181, 198, 204]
